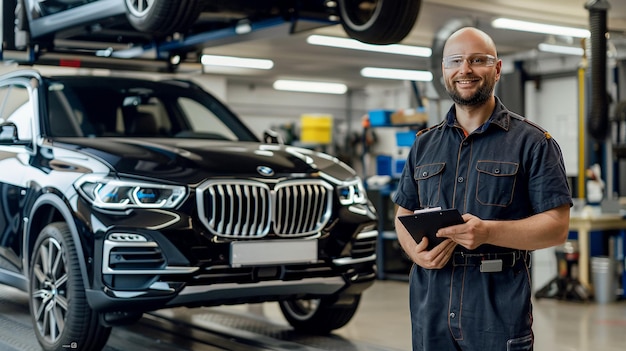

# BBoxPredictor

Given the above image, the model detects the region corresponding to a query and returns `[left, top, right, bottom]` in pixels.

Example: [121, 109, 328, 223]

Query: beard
[445, 77, 495, 106]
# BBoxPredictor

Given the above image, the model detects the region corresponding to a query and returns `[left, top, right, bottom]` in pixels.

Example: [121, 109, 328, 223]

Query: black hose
[585, 0, 611, 141]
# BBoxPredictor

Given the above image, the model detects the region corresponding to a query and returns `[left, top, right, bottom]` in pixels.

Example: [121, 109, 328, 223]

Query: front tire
[124, 0, 203, 37]
[279, 295, 361, 334]
[29, 222, 111, 351]
[338, 0, 421, 44]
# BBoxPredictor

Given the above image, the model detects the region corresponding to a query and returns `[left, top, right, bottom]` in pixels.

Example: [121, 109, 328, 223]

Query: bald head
[443, 27, 498, 58]
[441, 27, 501, 108]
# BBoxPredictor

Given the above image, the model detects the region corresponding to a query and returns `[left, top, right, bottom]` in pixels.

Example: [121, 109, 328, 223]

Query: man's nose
[458, 59, 473, 73]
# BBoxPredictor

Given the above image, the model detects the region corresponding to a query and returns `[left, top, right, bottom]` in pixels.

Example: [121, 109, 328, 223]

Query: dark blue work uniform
[393, 97, 572, 351]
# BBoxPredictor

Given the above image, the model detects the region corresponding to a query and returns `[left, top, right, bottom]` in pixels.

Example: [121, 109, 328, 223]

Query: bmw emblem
[257, 166, 275, 177]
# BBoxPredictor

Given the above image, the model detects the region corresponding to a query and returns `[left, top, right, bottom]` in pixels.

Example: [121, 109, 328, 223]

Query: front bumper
[86, 227, 378, 313]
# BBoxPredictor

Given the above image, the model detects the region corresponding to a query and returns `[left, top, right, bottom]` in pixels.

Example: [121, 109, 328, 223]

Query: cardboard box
[391, 108, 428, 125]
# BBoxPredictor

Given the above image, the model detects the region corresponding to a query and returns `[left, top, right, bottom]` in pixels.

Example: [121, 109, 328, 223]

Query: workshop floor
[323, 279, 626, 351]
[2, 278, 626, 350]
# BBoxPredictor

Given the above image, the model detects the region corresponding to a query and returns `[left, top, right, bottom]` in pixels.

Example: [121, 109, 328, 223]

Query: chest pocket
[476, 161, 519, 207]
[415, 163, 445, 208]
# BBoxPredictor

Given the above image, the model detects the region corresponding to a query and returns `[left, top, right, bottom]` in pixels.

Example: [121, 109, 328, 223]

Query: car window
[48, 87, 85, 137]
[46, 77, 257, 142]
[0, 84, 33, 140]
[115, 96, 171, 137]
[178, 97, 237, 141]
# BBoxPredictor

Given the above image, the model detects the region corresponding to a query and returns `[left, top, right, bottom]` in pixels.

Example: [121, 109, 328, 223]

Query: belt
[451, 250, 529, 272]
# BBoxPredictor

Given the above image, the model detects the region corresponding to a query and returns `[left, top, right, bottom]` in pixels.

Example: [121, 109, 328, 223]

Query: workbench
[568, 214, 626, 290]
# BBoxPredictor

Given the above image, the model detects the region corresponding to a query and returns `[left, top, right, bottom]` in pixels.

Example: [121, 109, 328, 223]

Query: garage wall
[188, 75, 227, 102]
[225, 81, 367, 137]
[222, 80, 440, 134]
[524, 75, 579, 177]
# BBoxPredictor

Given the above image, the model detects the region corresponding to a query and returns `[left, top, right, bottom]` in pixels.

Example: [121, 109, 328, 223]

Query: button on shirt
[393, 97, 572, 231]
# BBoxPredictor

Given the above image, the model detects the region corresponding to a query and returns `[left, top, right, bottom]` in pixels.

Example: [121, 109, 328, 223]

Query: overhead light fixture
[273, 80, 348, 94]
[307, 35, 432, 57]
[201, 54, 274, 70]
[491, 18, 590, 38]
[538, 43, 584, 56]
[360, 67, 433, 82]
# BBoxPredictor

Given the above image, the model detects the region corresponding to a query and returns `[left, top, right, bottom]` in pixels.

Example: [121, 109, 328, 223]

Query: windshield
[44, 76, 259, 142]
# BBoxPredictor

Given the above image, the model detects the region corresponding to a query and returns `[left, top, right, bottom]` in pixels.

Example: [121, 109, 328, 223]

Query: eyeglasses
[442, 54, 497, 69]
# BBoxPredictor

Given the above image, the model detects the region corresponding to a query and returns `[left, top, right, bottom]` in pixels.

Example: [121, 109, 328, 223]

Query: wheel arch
[25, 192, 91, 289]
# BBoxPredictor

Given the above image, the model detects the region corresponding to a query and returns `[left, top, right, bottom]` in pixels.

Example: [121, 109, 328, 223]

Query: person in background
[392, 27, 572, 351]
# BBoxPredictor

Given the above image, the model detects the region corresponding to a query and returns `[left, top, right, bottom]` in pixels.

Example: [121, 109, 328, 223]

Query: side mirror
[0, 122, 19, 144]
[263, 129, 284, 145]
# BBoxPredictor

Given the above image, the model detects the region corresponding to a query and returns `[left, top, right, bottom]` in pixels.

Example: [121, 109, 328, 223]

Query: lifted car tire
[29, 222, 111, 351]
[124, 0, 204, 36]
[279, 295, 361, 334]
[338, 0, 421, 44]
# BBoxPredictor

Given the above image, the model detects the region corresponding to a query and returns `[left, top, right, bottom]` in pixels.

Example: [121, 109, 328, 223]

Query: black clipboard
[398, 208, 464, 250]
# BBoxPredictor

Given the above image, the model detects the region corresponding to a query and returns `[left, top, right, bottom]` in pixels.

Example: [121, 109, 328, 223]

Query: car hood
[53, 138, 357, 184]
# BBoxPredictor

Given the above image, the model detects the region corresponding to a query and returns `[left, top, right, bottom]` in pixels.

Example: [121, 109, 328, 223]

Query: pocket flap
[415, 163, 445, 180]
[476, 161, 518, 176]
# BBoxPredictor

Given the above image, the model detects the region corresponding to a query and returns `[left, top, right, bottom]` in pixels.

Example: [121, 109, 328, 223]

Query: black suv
[0, 69, 378, 351]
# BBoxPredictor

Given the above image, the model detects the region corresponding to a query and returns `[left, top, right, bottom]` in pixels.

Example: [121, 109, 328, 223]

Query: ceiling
[196, 0, 626, 90]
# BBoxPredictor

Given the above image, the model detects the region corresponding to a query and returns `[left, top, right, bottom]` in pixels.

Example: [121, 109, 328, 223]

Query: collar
[444, 96, 511, 134]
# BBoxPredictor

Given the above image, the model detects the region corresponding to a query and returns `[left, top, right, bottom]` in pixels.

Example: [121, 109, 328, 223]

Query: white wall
[524, 75, 579, 177]
[225, 81, 368, 139]
[189, 75, 228, 101]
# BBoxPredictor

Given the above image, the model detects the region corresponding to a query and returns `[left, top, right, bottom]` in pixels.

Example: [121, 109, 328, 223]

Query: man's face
[442, 53, 500, 107]
[441, 30, 501, 107]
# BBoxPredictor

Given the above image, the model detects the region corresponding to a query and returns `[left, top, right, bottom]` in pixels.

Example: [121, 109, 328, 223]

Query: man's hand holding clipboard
[398, 207, 464, 250]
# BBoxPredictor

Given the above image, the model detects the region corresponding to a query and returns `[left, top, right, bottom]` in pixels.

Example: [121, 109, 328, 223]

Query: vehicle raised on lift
[6, 0, 421, 62]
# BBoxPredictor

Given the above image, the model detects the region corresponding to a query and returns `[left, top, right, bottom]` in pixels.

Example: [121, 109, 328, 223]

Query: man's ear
[495, 60, 503, 82]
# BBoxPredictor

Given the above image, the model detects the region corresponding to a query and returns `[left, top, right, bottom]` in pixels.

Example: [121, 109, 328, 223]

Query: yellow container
[300, 114, 333, 144]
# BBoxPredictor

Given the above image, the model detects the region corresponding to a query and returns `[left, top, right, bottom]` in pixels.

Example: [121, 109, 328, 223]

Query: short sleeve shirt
[393, 97, 572, 225]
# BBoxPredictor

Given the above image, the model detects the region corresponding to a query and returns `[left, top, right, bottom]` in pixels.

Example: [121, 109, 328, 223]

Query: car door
[0, 74, 37, 275]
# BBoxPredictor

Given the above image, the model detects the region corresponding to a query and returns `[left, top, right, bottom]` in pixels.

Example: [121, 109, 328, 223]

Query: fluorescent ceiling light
[201, 54, 274, 70]
[492, 18, 590, 38]
[360, 67, 433, 82]
[273, 80, 348, 94]
[538, 43, 584, 56]
[307, 35, 432, 57]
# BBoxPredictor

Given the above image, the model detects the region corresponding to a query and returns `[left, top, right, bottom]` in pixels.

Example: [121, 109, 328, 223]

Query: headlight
[75, 175, 186, 210]
[337, 178, 367, 205]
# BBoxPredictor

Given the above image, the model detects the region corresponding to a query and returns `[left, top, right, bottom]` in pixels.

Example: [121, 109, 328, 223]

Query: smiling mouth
[455, 77, 479, 84]
[454, 78, 480, 88]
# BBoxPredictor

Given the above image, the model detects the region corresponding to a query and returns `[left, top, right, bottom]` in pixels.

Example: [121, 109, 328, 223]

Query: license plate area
[230, 240, 318, 268]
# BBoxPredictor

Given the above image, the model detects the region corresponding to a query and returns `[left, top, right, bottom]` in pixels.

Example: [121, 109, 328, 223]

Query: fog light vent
[108, 233, 148, 242]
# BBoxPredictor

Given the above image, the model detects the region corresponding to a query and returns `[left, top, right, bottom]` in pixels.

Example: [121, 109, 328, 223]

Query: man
[393, 27, 572, 350]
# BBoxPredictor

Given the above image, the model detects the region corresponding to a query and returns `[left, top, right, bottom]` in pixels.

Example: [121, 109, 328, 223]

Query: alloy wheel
[31, 237, 69, 344]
